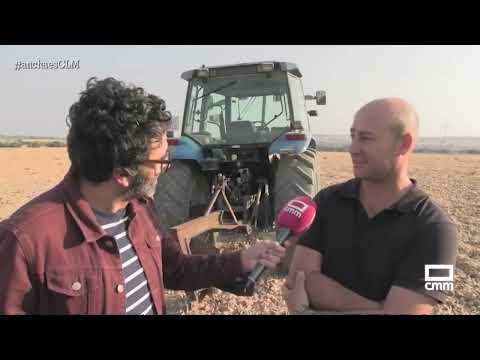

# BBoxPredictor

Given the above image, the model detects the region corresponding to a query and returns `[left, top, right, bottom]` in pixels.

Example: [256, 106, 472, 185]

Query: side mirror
[316, 90, 326, 105]
[307, 110, 318, 117]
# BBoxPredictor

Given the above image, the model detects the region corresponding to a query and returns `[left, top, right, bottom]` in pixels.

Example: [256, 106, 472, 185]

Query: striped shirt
[93, 207, 155, 315]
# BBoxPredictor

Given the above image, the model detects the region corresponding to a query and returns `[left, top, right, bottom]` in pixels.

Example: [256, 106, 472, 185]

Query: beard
[123, 170, 158, 201]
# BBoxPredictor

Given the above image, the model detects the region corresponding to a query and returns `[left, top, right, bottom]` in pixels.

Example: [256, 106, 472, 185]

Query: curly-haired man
[0, 77, 286, 315]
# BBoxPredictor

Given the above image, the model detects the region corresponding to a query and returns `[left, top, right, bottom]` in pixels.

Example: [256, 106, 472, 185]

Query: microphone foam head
[276, 196, 317, 236]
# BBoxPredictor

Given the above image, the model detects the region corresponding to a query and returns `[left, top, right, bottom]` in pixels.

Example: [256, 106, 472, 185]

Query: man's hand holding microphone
[241, 196, 317, 294]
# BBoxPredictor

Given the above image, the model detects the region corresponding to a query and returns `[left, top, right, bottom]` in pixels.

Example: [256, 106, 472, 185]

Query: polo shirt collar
[337, 177, 427, 214]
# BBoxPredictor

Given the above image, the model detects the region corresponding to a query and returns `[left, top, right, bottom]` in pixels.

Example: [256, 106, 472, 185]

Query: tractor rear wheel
[154, 160, 216, 252]
[273, 148, 320, 273]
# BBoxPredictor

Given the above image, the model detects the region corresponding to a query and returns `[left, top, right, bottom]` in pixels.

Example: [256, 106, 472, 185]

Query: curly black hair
[66, 77, 171, 182]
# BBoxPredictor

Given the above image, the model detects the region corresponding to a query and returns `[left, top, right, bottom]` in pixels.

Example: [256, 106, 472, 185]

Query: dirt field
[0, 148, 479, 315]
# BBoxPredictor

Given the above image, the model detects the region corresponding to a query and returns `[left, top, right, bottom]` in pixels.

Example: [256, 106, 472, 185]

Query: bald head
[350, 98, 418, 181]
[355, 97, 419, 147]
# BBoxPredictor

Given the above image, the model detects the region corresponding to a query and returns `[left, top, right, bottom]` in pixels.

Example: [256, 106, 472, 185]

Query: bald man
[282, 98, 458, 315]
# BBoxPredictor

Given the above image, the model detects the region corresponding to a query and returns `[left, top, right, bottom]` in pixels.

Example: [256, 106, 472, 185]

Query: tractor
[154, 61, 325, 273]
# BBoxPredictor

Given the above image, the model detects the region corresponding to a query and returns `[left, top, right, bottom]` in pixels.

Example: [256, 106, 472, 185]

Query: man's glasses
[142, 151, 171, 172]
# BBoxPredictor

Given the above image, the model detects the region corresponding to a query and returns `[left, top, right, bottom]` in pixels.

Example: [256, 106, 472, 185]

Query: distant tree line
[314, 144, 480, 154]
[0, 140, 66, 148]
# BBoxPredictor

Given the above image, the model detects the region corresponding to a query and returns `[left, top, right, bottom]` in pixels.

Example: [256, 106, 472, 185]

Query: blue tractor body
[155, 61, 325, 269]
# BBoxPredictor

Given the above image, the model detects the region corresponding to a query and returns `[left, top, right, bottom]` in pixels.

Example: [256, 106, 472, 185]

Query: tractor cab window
[230, 93, 290, 142]
[183, 71, 292, 145]
[184, 83, 225, 145]
[204, 93, 224, 141]
[287, 74, 308, 128]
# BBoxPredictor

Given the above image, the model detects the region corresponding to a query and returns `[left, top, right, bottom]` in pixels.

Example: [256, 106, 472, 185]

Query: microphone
[243, 195, 317, 293]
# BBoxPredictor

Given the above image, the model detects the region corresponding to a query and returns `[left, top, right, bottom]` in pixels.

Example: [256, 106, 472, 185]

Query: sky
[1, 45, 479, 138]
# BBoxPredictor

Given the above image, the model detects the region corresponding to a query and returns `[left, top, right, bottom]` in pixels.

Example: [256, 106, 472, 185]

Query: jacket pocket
[45, 270, 98, 314]
[144, 233, 163, 273]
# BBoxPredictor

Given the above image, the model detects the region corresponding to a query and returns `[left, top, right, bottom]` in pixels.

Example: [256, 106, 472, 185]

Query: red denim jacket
[0, 172, 244, 314]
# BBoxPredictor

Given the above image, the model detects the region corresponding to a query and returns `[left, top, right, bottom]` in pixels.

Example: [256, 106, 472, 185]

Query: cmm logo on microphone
[284, 199, 309, 218]
[424, 264, 454, 291]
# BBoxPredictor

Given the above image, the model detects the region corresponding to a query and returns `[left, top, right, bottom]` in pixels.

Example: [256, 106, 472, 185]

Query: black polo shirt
[298, 178, 458, 304]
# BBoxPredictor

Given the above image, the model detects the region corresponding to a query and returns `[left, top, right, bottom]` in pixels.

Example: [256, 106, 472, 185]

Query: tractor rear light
[286, 133, 306, 141]
[167, 138, 180, 146]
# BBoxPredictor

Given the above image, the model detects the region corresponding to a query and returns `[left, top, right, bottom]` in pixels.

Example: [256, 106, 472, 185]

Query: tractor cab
[180, 62, 325, 147]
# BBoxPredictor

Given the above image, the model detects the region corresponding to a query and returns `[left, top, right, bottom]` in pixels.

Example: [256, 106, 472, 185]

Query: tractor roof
[181, 61, 302, 81]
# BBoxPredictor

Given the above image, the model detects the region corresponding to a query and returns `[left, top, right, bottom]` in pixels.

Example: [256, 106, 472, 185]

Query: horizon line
[1, 133, 480, 139]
